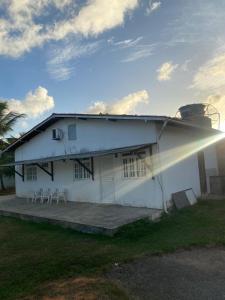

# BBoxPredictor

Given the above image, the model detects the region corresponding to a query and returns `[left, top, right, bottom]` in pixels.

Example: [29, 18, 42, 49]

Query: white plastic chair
[33, 188, 43, 203]
[50, 188, 67, 204]
[59, 189, 67, 204]
[40, 188, 51, 204]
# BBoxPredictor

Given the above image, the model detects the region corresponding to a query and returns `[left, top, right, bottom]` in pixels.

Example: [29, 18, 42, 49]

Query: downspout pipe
[156, 118, 169, 213]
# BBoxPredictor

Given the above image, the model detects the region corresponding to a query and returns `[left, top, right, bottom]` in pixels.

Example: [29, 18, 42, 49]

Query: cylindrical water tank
[179, 104, 212, 128]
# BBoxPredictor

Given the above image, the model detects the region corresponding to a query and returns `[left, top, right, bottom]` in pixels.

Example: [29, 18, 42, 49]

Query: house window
[68, 124, 77, 140]
[123, 156, 147, 178]
[74, 159, 91, 180]
[26, 166, 37, 181]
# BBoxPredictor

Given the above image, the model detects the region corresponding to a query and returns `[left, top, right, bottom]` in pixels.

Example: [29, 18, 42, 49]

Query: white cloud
[47, 40, 100, 80]
[87, 90, 149, 114]
[191, 52, 225, 130]
[109, 36, 155, 63]
[206, 94, 225, 112]
[48, 66, 74, 82]
[71, 0, 139, 37]
[157, 61, 178, 81]
[122, 44, 155, 62]
[0, 0, 139, 58]
[192, 53, 225, 91]
[180, 59, 191, 72]
[146, 1, 161, 15]
[164, 1, 225, 47]
[204, 94, 225, 130]
[5, 86, 54, 118]
[108, 36, 143, 48]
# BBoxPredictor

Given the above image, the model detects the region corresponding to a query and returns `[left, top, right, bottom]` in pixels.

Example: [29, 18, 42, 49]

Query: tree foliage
[0, 101, 25, 190]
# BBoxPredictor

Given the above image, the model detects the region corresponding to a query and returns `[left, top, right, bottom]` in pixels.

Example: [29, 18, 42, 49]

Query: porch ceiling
[0, 143, 155, 167]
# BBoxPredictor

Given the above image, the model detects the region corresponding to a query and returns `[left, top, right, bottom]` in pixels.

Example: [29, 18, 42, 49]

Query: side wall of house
[204, 144, 219, 192]
[158, 125, 219, 204]
[158, 126, 201, 204]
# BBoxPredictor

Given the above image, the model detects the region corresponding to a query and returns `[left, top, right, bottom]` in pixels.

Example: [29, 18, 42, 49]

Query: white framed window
[68, 124, 77, 140]
[74, 159, 91, 180]
[26, 166, 37, 181]
[122, 156, 147, 178]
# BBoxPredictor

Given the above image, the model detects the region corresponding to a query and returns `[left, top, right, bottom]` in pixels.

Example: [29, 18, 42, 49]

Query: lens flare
[106, 131, 225, 201]
[152, 132, 225, 177]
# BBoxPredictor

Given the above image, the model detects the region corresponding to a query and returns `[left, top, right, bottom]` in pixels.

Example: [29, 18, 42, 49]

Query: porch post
[50, 161, 54, 181]
[22, 164, 24, 182]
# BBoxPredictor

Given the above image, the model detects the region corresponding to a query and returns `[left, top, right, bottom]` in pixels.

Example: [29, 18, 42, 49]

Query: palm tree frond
[0, 101, 26, 137]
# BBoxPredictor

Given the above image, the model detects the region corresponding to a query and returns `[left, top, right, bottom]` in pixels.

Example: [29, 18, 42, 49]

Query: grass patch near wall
[1, 199, 225, 299]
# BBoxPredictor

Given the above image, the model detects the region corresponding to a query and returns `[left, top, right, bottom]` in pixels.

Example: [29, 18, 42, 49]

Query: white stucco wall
[15, 149, 163, 209]
[15, 119, 157, 161]
[15, 118, 164, 208]
[158, 126, 201, 204]
[157, 125, 219, 203]
[14, 118, 219, 209]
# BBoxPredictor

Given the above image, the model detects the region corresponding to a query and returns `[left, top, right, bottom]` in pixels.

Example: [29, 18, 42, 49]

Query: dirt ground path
[106, 247, 225, 300]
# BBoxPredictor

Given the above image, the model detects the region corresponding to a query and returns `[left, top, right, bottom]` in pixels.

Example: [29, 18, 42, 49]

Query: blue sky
[0, 0, 225, 133]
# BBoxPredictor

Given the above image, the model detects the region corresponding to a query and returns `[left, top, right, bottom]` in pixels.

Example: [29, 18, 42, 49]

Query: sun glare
[220, 121, 225, 132]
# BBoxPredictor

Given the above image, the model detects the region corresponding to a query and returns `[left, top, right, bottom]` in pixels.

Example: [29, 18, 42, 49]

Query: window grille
[74, 159, 91, 180]
[122, 156, 147, 178]
[26, 166, 37, 181]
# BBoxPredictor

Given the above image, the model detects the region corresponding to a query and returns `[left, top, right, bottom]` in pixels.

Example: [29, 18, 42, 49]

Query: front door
[99, 156, 115, 203]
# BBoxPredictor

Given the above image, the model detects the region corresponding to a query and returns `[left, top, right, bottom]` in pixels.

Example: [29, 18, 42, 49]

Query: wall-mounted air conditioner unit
[52, 128, 63, 140]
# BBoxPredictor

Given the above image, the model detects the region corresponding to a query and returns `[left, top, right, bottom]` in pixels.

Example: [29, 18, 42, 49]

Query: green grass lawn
[1, 199, 225, 299]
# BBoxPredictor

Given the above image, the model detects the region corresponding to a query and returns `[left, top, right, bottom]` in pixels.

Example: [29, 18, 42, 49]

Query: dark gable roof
[3, 113, 220, 153]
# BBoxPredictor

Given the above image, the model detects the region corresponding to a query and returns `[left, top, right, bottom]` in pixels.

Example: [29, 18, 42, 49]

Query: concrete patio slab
[0, 196, 162, 235]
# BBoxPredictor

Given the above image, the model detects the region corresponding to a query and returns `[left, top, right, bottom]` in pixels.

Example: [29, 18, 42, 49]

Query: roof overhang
[0, 143, 154, 167]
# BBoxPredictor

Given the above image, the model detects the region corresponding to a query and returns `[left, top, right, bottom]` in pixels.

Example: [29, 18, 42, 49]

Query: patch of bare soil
[23, 277, 129, 300]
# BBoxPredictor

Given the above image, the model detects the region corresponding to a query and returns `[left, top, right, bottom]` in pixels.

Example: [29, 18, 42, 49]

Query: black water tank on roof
[179, 104, 212, 128]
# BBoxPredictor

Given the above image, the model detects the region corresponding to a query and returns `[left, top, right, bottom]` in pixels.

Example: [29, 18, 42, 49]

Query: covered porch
[1, 143, 162, 209]
[0, 196, 162, 235]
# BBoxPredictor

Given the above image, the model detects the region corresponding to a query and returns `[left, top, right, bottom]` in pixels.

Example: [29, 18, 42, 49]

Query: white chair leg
[32, 195, 36, 203]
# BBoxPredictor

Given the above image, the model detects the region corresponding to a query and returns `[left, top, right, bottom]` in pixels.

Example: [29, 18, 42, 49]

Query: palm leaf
[0, 101, 26, 137]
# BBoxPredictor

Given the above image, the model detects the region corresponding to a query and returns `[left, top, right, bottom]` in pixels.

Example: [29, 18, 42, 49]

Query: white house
[2, 113, 221, 211]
